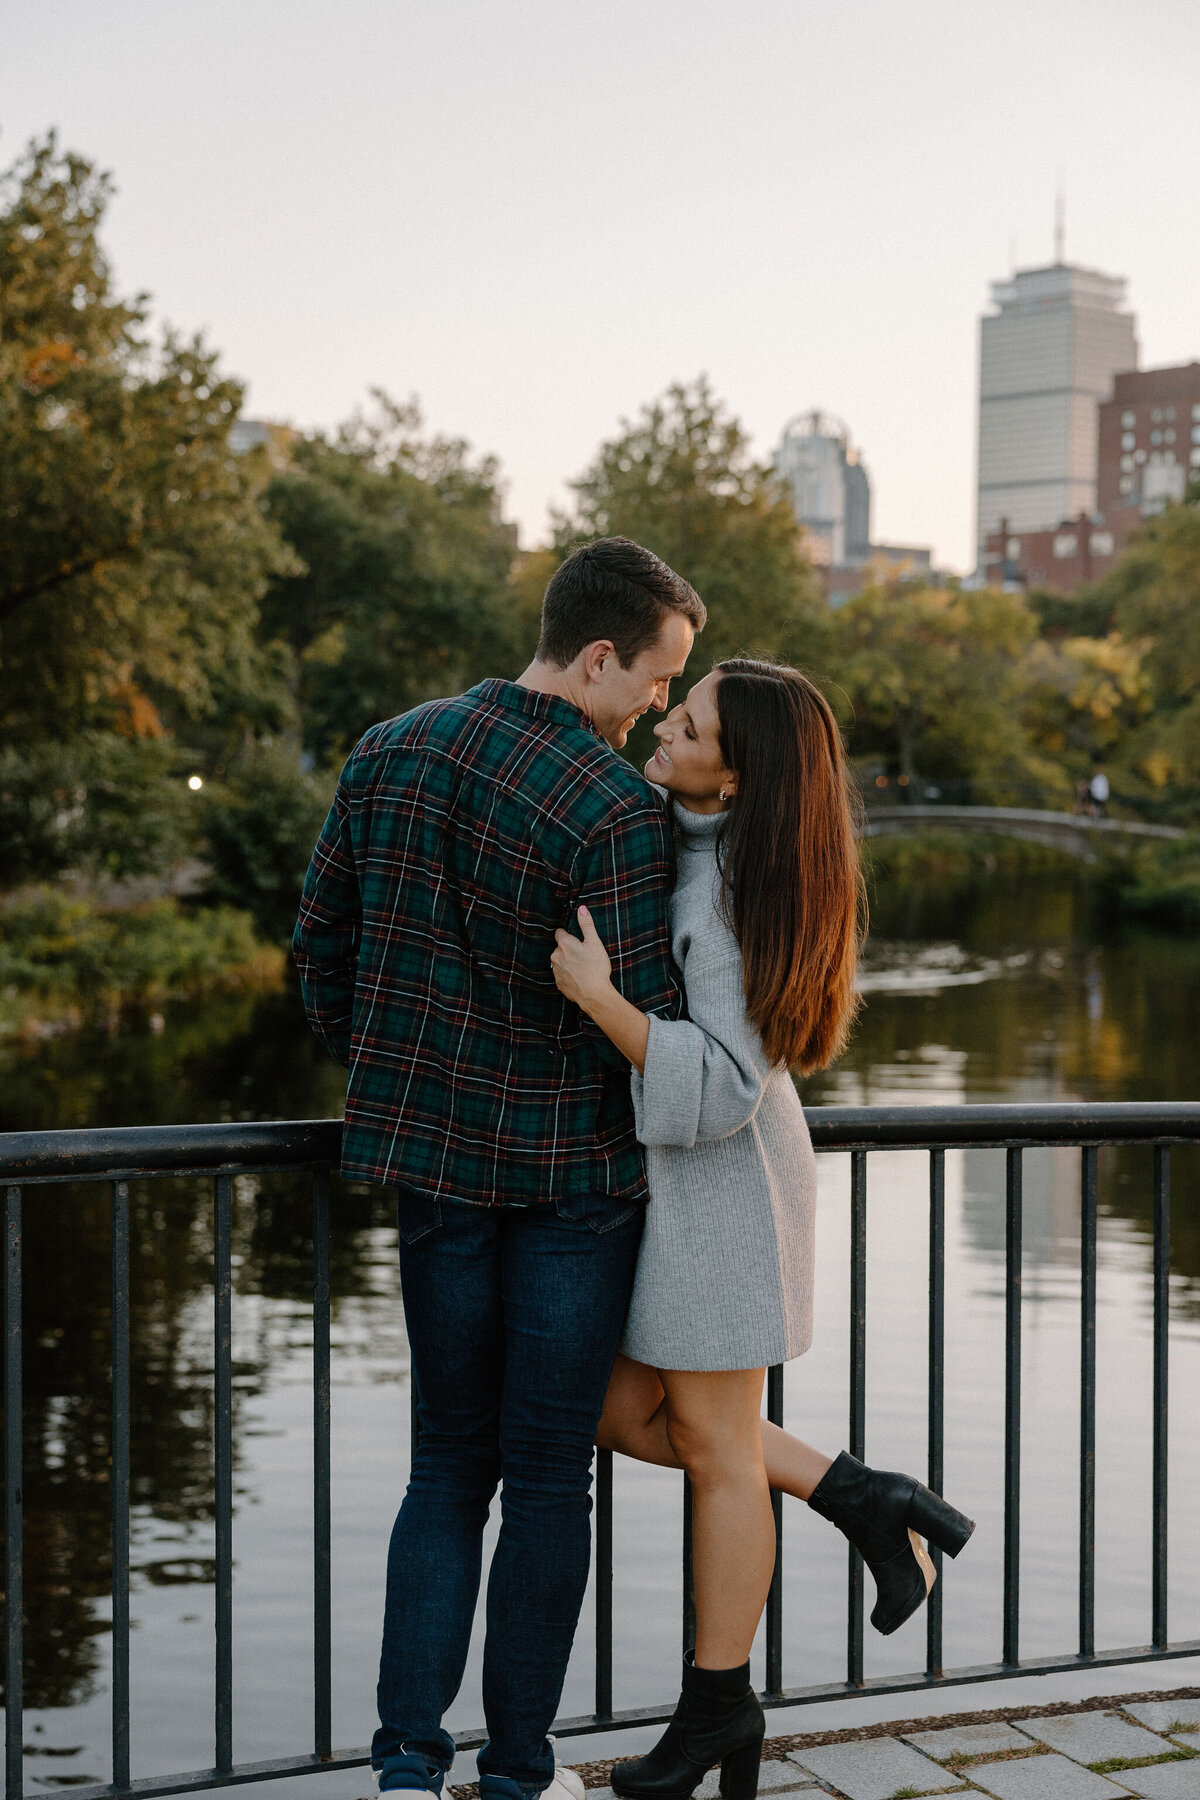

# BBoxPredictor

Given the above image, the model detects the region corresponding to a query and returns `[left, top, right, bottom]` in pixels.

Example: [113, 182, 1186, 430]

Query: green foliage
[832, 579, 1067, 801]
[556, 376, 827, 667]
[199, 742, 337, 938]
[261, 392, 520, 761]
[0, 889, 283, 1037]
[1116, 831, 1200, 927]
[1088, 502, 1200, 791]
[0, 733, 194, 884]
[864, 828, 1076, 885]
[0, 134, 298, 748]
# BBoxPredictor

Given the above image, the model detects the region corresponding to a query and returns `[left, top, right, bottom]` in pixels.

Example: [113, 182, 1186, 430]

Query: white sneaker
[542, 1768, 585, 1800]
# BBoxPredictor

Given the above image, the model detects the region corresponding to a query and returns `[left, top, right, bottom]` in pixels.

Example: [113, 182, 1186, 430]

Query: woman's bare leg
[658, 1367, 774, 1669]
[598, 1354, 835, 1498]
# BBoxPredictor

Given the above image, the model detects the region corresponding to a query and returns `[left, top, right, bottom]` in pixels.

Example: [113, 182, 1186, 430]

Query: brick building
[1097, 361, 1200, 552]
[982, 361, 1200, 594]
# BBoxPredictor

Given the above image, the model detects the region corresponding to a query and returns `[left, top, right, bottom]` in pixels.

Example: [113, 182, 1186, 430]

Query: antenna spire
[1054, 180, 1065, 264]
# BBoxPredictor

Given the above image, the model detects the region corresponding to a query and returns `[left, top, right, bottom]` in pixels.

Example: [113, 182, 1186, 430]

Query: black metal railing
[1, 1103, 1198, 1799]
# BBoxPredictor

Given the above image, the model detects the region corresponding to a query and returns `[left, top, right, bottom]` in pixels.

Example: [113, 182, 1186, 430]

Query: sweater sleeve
[630, 939, 776, 1147]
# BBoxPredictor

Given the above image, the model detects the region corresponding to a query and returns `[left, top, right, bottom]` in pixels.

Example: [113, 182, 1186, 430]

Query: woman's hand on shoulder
[552, 906, 613, 1012]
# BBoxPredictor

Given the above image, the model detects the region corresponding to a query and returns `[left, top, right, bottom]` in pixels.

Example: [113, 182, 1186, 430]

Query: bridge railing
[2, 1104, 1198, 1799]
[859, 776, 1193, 826]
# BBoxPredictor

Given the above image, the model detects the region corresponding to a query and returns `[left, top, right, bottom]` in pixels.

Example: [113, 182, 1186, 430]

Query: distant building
[975, 263, 1138, 566]
[982, 361, 1200, 594]
[228, 418, 299, 467]
[773, 411, 932, 602]
[981, 513, 1117, 595]
[1097, 362, 1200, 546]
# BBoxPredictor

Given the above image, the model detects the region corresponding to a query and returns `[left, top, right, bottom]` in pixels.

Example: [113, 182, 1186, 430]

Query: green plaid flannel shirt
[293, 679, 680, 1204]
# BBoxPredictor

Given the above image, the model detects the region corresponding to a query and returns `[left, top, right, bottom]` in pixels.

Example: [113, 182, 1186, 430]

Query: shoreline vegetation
[8, 826, 1200, 1047]
[0, 889, 285, 1043]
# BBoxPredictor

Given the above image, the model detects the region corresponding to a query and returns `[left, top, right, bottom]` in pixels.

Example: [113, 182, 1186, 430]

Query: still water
[4, 869, 1200, 1791]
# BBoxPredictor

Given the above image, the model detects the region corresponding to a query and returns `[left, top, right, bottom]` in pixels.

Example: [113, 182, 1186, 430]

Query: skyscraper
[773, 410, 870, 567]
[975, 263, 1138, 565]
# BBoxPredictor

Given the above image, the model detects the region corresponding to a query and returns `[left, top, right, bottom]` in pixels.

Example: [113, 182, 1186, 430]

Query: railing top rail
[4, 1102, 1200, 1182]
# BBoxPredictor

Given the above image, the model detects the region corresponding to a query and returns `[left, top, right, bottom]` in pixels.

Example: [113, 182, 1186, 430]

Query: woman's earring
[720, 788, 730, 803]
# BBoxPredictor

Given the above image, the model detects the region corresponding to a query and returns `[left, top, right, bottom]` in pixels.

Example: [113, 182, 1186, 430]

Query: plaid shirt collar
[470, 678, 608, 746]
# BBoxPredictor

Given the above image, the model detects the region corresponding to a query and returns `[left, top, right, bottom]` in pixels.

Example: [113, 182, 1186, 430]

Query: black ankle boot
[808, 1452, 975, 1636]
[611, 1654, 765, 1800]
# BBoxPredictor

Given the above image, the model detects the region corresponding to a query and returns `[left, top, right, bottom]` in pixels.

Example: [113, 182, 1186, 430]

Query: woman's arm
[552, 906, 651, 1073]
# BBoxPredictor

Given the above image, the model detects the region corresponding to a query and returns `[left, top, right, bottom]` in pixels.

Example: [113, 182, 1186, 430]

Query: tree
[0, 135, 296, 748]
[555, 377, 828, 675]
[260, 393, 520, 761]
[833, 580, 1063, 801]
[1088, 495, 1200, 794]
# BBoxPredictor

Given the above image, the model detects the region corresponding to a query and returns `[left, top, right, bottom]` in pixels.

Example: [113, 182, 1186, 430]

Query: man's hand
[552, 906, 614, 1012]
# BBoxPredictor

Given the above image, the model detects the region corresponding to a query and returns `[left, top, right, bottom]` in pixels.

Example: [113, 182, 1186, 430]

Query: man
[293, 538, 705, 1800]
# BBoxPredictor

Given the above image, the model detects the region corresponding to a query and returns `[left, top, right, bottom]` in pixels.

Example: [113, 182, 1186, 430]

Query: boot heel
[907, 1485, 975, 1558]
[718, 1736, 764, 1800]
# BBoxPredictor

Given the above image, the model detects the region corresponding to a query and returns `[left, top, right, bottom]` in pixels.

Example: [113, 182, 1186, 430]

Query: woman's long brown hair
[713, 659, 865, 1073]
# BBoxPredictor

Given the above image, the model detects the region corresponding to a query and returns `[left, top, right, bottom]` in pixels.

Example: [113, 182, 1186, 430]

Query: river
[4, 867, 1200, 1793]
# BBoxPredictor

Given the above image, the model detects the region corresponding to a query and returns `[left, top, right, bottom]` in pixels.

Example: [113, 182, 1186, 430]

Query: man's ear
[581, 640, 616, 684]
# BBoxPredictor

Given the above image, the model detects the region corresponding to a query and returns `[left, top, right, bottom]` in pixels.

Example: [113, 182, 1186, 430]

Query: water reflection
[2, 873, 1200, 1782]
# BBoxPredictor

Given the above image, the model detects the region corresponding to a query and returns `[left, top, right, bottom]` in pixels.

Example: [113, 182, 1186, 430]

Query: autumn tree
[555, 377, 828, 690]
[260, 392, 521, 761]
[0, 134, 295, 749]
[833, 580, 1064, 802]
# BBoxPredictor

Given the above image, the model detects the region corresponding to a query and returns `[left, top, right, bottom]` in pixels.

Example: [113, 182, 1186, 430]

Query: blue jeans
[373, 1190, 644, 1792]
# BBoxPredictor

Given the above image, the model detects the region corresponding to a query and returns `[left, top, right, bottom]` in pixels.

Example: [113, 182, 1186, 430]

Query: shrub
[200, 743, 335, 940]
[0, 889, 284, 1037]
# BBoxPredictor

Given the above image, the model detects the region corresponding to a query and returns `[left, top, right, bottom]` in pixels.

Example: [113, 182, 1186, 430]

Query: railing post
[595, 1448, 613, 1719]
[214, 1174, 234, 1775]
[1003, 1148, 1023, 1667]
[1152, 1145, 1170, 1649]
[1079, 1147, 1097, 1659]
[847, 1150, 866, 1687]
[682, 1479, 696, 1656]
[112, 1180, 132, 1790]
[312, 1171, 332, 1760]
[765, 1365, 784, 1697]
[4, 1185, 22, 1800]
[926, 1149, 945, 1679]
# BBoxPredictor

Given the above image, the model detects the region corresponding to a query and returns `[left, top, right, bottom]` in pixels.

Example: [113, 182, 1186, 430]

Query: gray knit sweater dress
[620, 803, 817, 1373]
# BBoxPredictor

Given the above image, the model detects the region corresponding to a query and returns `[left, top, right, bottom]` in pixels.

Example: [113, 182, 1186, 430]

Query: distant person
[551, 662, 975, 1800]
[294, 538, 703, 1800]
[1089, 766, 1111, 818]
[1075, 776, 1091, 816]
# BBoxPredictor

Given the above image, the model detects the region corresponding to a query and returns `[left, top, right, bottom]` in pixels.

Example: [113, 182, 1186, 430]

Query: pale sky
[5, 0, 1199, 572]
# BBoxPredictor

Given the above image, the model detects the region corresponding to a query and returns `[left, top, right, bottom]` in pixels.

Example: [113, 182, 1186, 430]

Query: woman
[551, 660, 973, 1800]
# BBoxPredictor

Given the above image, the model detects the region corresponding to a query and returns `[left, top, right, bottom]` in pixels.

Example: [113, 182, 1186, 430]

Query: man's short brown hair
[537, 537, 706, 669]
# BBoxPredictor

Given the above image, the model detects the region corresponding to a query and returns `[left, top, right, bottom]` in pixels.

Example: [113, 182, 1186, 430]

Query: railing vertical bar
[1079, 1146, 1097, 1659]
[1003, 1147, 1023, 1667]
[111, 1180, 132, 1790]
[214, 1173, 234, 1775]
[595, 1448, 613, 1718]
[682, 1480, 696, 1655]
[765, 1364, 784, 1697]
[1152, 1144, 1170, 1649]
[925, 1149, 945, 1680]
[4, 1185, 23, 1800]
[312, 1171, 332, 1760]
[847, 1149, 867, 1687]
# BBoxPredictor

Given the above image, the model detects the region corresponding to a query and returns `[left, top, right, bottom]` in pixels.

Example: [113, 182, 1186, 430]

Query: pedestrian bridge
[861, 804, 1184, 860]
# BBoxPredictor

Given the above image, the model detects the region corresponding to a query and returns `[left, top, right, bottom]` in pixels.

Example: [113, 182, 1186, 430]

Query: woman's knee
[664, 1410, 759, 1485]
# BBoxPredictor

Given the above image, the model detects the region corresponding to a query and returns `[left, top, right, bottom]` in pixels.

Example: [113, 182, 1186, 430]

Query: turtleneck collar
[672, 802, 726, 846]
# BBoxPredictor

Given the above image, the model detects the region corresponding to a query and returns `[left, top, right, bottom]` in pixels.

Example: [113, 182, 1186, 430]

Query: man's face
[589, 612, 695, 748]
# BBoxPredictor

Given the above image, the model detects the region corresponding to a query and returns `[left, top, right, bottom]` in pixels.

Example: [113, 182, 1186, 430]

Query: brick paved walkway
[555, 1688, 1200, 1800]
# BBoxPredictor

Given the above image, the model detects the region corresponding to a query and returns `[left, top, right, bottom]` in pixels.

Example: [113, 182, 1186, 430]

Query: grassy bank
[0, 888, 286, 1041]
[865, 825, 1200, 929]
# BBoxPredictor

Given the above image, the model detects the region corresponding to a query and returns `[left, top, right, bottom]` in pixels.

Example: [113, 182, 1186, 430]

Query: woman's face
[644, 670, 737, 813]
